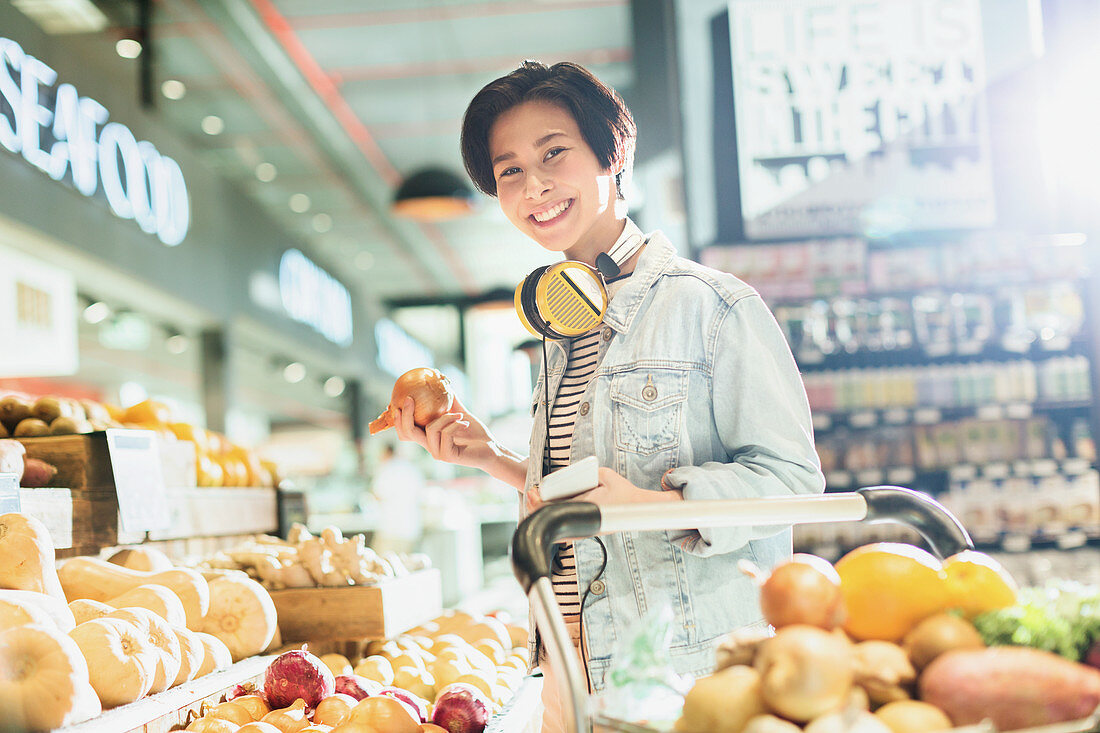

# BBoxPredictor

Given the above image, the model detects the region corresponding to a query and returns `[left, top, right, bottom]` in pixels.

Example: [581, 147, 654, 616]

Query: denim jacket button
[602, 328, 612, 342]
[642, 384, 658, 401]
[579, 402, 590, 416]
[589, 579, 605, 595]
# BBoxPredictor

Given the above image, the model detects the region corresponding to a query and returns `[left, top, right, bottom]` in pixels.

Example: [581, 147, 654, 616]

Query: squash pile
[0, 512, 280, 730]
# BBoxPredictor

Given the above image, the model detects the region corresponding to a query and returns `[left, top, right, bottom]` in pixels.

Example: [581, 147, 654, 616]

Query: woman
[393, 61, 824, 732]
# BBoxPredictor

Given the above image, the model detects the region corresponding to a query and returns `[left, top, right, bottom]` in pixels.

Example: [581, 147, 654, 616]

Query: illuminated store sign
[279, 249, 353, 347]
[0, 37, 189, 246]
[728, 0, 996, 238]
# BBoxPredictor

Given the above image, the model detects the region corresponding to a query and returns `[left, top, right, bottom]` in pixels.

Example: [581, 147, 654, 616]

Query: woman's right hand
[392, 395, 494, 471]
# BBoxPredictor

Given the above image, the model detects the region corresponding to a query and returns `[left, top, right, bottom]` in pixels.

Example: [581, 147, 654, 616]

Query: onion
[238, 723, 282, 733]
[261, 699, 310, 733]
[334, 674, 382, 701]
[369, 368, 453, 434]
[420, 726, 449, 733]
[209, 700, 254, 725]
[431, 683, 490, 733]
[234, 694, 274, 721]
[186, 717, 238, 733]
[378, 686, 430, 723]
[265, 650, 336, 709]
[755, 625, 854, 722]
[346, 696, 420, 733]
[314, 694, 358, 727]
[759, 554, 846, 631]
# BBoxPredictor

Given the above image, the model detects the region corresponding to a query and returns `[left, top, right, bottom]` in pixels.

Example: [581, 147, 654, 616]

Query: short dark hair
[460, 61, 636, 198]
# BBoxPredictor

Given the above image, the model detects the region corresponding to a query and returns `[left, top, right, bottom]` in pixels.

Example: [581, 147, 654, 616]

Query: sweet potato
[920, 646, 1100, 730]
[20, 457, 57, 487]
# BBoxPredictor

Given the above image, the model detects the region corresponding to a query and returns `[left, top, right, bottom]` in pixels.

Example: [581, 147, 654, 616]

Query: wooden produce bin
[269, 569, 443, 643]
[60, 655, 272, 733]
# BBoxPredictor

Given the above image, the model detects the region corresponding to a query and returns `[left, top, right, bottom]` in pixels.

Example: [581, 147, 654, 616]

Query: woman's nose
[524, 171, 551, 198]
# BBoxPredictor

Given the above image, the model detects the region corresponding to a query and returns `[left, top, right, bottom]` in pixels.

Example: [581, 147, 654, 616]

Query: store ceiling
[83, 0, 635, 309]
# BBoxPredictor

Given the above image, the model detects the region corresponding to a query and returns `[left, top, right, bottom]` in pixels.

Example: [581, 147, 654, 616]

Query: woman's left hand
[571, 468, 682, 505]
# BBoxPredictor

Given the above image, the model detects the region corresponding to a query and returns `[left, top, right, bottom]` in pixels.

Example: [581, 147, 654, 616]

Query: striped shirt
[543, 271, 631, 687]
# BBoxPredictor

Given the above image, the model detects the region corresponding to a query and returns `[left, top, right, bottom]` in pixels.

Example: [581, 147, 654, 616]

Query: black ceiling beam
[383, 287, 514, 311]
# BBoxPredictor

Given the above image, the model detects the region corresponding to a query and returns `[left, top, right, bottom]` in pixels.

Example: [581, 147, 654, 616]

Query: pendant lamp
[392, 168, 478, 221]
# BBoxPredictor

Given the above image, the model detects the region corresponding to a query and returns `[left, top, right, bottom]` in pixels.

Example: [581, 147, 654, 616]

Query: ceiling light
[82, 301, 111, 324]
[323, 376, 346, 397]
[201, 115, 225, 135]
[115, 38, 142, 59]
[289, 193, 311, 213]
[12, 0, 108, 34]
[161, 79, 186, 100]
[283, 362, 306, 383]
[165, 334, 188, 354]
[311, 213, 332, 232]
[118, 381, 147, 407]
[255, 162, 277, 182]
[355, 251, 375, 271]
[392, 168, 478, 221]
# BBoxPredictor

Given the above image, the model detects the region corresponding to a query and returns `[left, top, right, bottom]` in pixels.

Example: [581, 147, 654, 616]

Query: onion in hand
[369, 368, 453, 435]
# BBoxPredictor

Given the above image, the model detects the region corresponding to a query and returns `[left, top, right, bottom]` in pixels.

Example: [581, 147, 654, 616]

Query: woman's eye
[545, 147, 566, 161]
[498, 166, 520, 178]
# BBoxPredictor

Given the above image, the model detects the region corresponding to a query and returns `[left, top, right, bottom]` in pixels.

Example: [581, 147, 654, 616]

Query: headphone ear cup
[515, 265, 554, 338]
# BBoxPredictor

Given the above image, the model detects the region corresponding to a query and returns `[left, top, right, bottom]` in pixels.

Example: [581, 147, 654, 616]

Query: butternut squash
[0, 513, 66, 604]
[107, 546, 174, 573]
[194, 631, 233, 677]
[0, 624, 101, 729]
[58, 556, 209, 628]
[0, 588, 76, 632]
[200, 575, 278, 661]
[107, 584, 187, 627]
[107, 608, 182, 695]
[69, 617, 157, 707]
[173, 625, 204, 687]
[69, 598, 115, 625]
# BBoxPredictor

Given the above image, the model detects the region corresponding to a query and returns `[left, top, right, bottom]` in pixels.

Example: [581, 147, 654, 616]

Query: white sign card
[0, 246, 77, 377]
[0, 473, 19, 513]
[106, 429, 170, 532]
[728, 0, 997, 238]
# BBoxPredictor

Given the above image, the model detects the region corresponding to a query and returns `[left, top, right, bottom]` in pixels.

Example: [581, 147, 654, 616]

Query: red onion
[378, 686, 429, 723]
[431, 683, 490, 733]
[334, 674, 382, 701]
[263, 650, 335, 709]
[228, 682, 263, 700]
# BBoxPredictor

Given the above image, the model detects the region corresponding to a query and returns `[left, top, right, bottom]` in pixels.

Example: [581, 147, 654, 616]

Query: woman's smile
[530, 198, 574, 226]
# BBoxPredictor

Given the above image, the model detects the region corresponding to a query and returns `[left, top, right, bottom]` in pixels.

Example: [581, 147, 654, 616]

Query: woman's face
[488, 100, 623, 262]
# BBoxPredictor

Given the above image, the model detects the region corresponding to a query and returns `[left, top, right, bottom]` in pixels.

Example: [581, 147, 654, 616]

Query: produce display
[0, 511, 284, 730]
[0, 392, 280, 488]
[181, 610, 530, 733]
[0, 438, 57, 487]
[196, 524, 431, 590]
[675, 545, 1100, 733]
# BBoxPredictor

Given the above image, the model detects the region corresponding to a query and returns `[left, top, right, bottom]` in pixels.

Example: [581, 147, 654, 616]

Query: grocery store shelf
[812, 401, 1091, 432]
[61, 655, 272, 733]
[797, 338, 1088, 372]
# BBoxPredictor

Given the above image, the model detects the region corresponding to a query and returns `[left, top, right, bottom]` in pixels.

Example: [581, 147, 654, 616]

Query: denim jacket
[524, 230, 825, 689]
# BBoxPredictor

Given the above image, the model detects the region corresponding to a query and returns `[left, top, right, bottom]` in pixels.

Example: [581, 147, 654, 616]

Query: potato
[0, 396, 32, 429]
[13, 418, 49, 437]
[32, 396, 71, 424]
[875, 701, 953, 733]
[902, 614, 984, 670]
[675, 665, 766, 733]
[920, 647, 1100, 729]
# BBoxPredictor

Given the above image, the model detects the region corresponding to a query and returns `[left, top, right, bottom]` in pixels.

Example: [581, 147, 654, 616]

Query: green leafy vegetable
[973, 581, 1100, 662]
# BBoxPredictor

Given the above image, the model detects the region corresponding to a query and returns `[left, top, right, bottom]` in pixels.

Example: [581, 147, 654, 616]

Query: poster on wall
[0, 246, 77, 377]
[729, 0, 997, 239]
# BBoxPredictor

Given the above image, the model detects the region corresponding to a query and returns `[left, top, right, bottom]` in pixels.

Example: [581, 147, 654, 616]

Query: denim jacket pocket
[609, 368, 687, 455]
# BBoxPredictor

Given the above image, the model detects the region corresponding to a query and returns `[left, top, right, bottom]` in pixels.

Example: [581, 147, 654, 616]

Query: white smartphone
[539, 455, 600, 501]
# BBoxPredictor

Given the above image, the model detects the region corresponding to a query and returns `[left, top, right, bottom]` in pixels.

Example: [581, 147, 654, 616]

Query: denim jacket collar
[602, 230, 675, 335]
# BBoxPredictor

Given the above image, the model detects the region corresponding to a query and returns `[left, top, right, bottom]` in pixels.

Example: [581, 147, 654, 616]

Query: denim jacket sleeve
[662, 292, 825, 557]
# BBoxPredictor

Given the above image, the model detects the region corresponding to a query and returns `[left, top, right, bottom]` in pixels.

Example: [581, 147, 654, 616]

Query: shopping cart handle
[512, 501, 601, 592]
[859, 485, 974, 557]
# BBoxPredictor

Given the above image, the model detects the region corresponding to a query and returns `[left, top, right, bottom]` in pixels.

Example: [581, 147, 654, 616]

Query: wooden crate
[270, 569, 443, 643]
[60, 655, 271, 733]
[16, 431, 197, 491]
[148, 488, 278, 541]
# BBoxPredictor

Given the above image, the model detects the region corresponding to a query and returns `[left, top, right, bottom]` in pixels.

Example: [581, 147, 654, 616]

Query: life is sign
[0, 36, 190, 246]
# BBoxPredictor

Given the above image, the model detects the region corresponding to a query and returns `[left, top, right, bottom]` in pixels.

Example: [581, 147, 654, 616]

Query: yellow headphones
[514, 233, 646, 339]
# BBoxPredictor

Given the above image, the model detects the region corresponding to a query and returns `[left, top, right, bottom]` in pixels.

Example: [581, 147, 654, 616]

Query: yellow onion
[369, 368, 453, 434]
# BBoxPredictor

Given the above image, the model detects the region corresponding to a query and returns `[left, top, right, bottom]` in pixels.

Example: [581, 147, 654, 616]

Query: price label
[106, 429, 169, 532]
[849, 411, 877, 428]
[976, 405, 1004, 421]
[812, 413, 832, 431]
[1006, 403, 1033, 419]
[0, 473, 20, 513]
[914, 408, 942, 425]
[883, 409, 909, 425]
[886, 467, 917, 485]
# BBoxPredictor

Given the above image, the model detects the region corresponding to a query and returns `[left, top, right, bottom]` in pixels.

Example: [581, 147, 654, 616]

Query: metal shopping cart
[510, 486, 1099, 733]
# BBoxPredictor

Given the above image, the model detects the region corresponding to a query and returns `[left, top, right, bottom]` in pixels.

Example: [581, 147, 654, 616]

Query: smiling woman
[388, 60, 826, 733]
